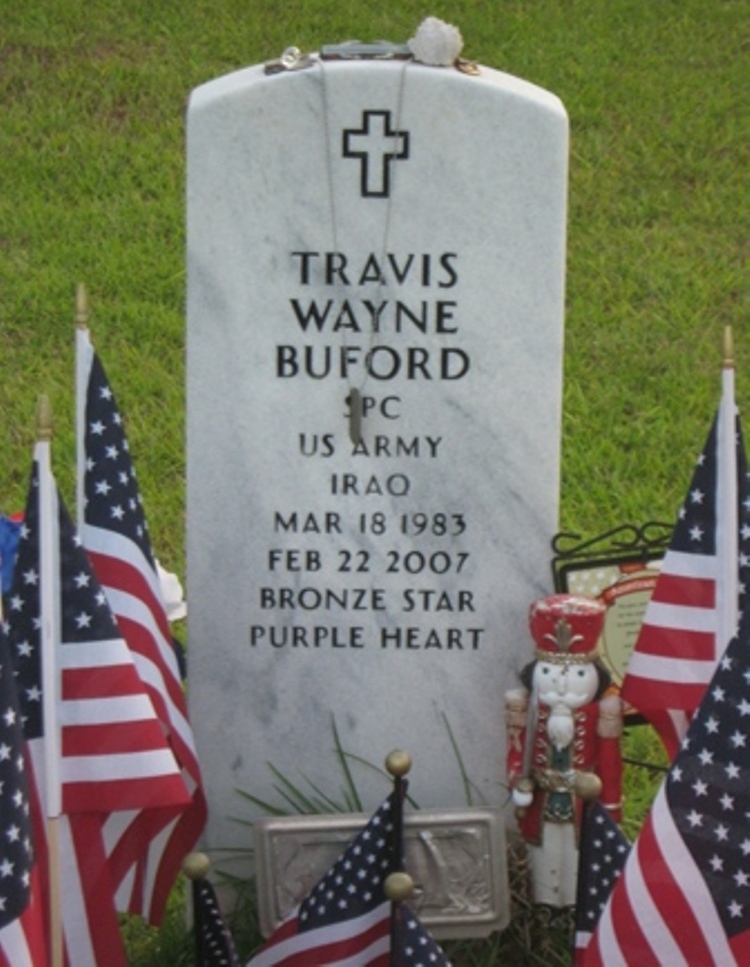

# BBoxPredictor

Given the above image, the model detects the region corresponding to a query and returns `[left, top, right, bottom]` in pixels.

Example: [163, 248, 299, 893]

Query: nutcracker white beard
[546, 702, 575, 751]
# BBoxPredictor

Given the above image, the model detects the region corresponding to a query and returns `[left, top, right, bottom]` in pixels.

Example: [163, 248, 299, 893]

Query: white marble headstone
[186, 49, 567, 867]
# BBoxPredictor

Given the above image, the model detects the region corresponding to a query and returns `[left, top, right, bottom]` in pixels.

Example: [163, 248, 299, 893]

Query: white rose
[408, 17, 463, 67]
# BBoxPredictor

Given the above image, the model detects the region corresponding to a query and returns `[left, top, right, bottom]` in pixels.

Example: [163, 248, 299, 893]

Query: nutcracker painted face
[533, 661, 599, 710]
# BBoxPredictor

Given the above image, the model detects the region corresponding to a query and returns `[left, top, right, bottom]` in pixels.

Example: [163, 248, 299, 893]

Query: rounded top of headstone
[384, 871, 415, 902]
[385, 749, 412, 778]
[182, 851, 211, 880]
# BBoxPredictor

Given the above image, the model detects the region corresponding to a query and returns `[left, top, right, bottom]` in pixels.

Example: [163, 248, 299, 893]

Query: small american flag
[6, 448, 131, 966]
[622, 364, 750, 758]
[248, 795, 398, 966]
[8, 456, 190, 813]
[193, 875, 240, 967]
[573, 801, 630, 965]
[586, 601, 750, 964]
[391, 902, 451, 966]
[77, 327, 206, 923]
[0, 617, 47, 966]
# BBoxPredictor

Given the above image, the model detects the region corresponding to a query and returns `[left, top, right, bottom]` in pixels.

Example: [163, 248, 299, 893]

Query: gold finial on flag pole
[36, 395, 53, 441]
[182, 851, 211, 880]
[384, 871, 415, 902]
[385, 749, 412, 779]
[75, 282, 89, 329]
[724, 325, 734, 368]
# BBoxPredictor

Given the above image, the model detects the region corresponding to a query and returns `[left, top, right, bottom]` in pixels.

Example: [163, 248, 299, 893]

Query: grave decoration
[505, 594, 624, 910]
[582, 589, 750, 964]
[254, 803, 507, 940]
[249, 750, 454, 963]
[551, 522, 672, 706]
[620, 328, 750, 759]
[186, 16, 568, 883]
[182, 851, 242, 967]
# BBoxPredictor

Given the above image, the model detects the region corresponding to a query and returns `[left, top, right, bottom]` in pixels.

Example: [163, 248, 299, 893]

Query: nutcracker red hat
[529, 593, 605, 665]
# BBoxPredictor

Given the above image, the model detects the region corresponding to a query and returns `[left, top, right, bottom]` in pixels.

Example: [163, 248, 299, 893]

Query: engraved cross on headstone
[342, 110, 410, 198]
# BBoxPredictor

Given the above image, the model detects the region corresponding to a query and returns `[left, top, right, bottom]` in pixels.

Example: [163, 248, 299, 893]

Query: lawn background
[1, 1, 747, 963]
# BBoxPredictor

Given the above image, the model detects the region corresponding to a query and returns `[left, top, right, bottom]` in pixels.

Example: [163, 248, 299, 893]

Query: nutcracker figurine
[505, 594, 623, 909]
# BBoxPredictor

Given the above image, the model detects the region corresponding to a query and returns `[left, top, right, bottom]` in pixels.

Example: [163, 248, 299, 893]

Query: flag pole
[716, 325, 738, 658]
[75, 282, 90, 531]
[37, 395, 65, 967]
[385, 749, 411, 872]
[384, 750, 411, 967]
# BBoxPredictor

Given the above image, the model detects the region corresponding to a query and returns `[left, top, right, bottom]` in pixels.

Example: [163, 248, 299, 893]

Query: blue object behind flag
[0, 514, 21, 595]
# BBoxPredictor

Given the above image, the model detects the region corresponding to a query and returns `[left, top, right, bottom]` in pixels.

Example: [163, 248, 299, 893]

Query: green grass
[1, 1, 747, 558]
[1, 1, 746, 963]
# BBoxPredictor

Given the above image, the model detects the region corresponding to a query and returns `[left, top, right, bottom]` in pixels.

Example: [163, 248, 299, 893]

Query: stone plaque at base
[254, 807, 508, 940]
[187, 40, 568, 870]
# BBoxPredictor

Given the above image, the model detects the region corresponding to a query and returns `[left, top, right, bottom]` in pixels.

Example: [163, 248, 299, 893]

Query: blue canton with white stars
[0, 621, 34, 928]
[5, 465, 44, 742]
[195, 877, 240, 967]
[5, 463, 121, 743]
[673, 413, 750, 596]
[85, 353, 154, 566]
[575, 801, 630, 934]
[393, 904, 451, 966]
[299, 794, 397, 930]
[666, 605, 750, 936]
